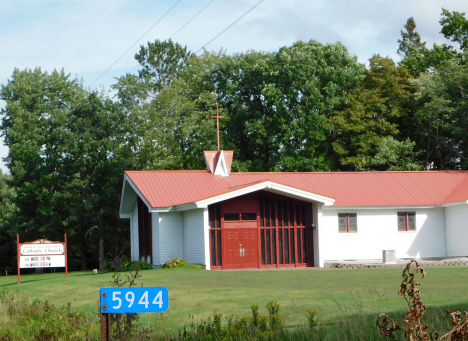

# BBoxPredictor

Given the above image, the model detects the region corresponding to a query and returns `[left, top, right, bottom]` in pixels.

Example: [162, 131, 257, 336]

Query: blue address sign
[100, 287, 168, 313]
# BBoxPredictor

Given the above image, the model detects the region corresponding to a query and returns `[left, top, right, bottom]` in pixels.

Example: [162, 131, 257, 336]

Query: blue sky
[0, 0, 467, 173]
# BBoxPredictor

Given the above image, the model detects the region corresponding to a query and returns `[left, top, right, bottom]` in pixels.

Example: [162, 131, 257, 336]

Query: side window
[397, 212, 416, 231]
[338, 213, 357, 233]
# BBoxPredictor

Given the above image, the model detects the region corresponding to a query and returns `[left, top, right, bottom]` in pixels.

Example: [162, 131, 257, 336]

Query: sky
[0, 0, 467, 173]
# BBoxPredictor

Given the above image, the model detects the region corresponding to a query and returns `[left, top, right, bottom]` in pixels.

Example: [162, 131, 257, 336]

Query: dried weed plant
[377, 260, 468, 341]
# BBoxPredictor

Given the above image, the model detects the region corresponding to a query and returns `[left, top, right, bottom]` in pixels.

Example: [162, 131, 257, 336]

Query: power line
[128, 0, 216, 75]
[195, 0, 265, 54]
[89, 0, 182, 87]
[171, 0, 215, 40]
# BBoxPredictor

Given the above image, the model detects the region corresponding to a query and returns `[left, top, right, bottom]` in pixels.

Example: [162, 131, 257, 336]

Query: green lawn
[1, 265, 468, 332]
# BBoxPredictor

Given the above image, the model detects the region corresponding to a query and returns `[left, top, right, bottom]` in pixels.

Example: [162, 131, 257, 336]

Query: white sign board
[20, 255, 65, 268]
[19, 239, 65, 269]
[21, 243, 64, 255]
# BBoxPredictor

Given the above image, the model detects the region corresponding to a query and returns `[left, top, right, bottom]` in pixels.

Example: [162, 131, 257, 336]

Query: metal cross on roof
[211, 103, 224, 151]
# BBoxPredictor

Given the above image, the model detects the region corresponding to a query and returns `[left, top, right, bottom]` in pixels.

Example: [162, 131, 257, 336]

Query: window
[397, 212, 416, 231]
[338, 213, 357, 233]
[224, 213, 240, 221]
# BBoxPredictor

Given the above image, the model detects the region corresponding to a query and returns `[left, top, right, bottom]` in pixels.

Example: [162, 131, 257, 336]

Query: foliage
[105, 258, 153, 272]
[413, 53, 468, 169]
[377, 261, 468, 341]
[174, 301, 325, 340]
[0, 68, 131, 271]
[0, 290, 100, 340]
[214, 39, 364, 172]
[162, 258, 188, 268]
[397, 17, 426, 58]
[440, 9, 468, 51]
[329, 55, 417, 170]
[370, 137, 423, 171]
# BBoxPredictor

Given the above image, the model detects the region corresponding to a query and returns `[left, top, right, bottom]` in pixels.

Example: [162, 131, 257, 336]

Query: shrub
[162, 258, 187, 268]
[123, 260, 153, 271]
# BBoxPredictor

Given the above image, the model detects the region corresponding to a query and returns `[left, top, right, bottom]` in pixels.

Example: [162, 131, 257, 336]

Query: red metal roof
[125, 170, 468, 208]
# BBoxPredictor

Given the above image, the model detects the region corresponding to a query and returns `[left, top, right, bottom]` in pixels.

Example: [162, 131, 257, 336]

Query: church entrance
[223, 228, 258, 269]
[208, 191, 315, 270]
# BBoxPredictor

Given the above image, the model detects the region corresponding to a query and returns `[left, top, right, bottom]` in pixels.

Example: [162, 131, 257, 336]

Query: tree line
[1, 9, 467, 272]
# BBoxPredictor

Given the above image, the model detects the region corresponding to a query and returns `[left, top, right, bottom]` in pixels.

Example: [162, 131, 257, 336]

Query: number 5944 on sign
[100, 287, 168, 313]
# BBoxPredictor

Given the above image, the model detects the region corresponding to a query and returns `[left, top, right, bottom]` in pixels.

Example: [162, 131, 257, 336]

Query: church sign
[16, 234, 68, 284]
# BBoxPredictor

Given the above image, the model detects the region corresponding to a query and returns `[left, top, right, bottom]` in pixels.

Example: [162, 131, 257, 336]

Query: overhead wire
[128, 0, 216, 75]
[195, 0, 265, 54]
[15, 0, 265, 173]
[89, 0, 182, 87]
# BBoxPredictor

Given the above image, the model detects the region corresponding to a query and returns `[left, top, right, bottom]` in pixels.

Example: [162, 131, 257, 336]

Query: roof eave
[441, 200, 468, 207]
[195, 181, 335, 208]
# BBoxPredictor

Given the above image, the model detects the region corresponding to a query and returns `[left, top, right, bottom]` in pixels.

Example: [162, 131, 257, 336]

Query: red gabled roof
[125, 170, 468, 208]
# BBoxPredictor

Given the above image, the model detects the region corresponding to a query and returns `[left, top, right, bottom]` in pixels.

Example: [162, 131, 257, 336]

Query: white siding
[445, 205, 468, 257]
[183, 209, 206, 265]
[130, 202, 139, 261]
[320, 208, 446, 261]
[313, 203, 322, 267]
[202, 208, 211, 270]
[151, 212, 160, 266]
[158, 212, 183, 265]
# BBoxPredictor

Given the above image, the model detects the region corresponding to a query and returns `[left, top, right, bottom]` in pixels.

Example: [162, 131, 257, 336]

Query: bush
[123, 260, 153, 271]
[104, 258, 153, 271]
[162, 258, 187, 268]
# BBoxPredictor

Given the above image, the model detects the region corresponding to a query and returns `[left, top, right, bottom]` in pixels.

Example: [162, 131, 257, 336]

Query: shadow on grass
[316, 301, 468, 341]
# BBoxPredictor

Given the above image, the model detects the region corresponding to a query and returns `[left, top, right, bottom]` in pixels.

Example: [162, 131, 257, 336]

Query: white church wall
[445, 204, 468, 257]
[151, 212, 160, 266]
[130, 201, 139, 261]
[313, 203, 322, 267]
[183, 209, 206, 265]
[158, 212, 183, 266]
[320, 207, 446, 261]
[203, 208, 211, 270]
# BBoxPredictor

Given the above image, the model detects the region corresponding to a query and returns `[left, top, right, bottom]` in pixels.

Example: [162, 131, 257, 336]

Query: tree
[135, 53, 219, 170]
[329, 55, 417, 170]
[397, 17, 426, 58]
[0, 171, 17, 274]
[370, 137, 423, 170]
[0, 68, 131, 270]
[1, 68, 85, 244]
[413, 53, 468, 169]
[214, 40, 364, 172]
[440, 9, 468, 50]
[113, 39, 192, 107]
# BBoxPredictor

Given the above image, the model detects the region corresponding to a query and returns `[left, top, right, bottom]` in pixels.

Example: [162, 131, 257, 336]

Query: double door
[223, 228, 258, 269]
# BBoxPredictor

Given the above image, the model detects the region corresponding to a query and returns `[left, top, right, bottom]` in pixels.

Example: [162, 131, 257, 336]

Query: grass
[1, 265, 468, 334]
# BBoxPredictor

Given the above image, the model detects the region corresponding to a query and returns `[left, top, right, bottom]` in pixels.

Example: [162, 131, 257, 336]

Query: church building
[119, 148, 468, 270]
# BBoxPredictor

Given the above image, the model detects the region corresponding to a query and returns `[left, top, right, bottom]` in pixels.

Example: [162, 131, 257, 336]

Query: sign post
[99, 287, 168, 340]
[17, 234, 68, 284]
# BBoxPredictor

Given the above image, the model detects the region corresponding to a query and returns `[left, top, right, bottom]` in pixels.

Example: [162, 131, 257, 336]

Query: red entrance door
[223, 229, 258, 269]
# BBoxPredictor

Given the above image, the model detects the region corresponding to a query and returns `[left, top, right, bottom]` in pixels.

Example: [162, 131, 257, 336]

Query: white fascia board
[323, 205, 440, 211]
[149, 203, 198, 213]
[122, 174, 153, 213]
[120, 213, 132, 219]
[195, 181, 335, 208]
[441, 201, 468, 207]
[119, 177, 128, 216]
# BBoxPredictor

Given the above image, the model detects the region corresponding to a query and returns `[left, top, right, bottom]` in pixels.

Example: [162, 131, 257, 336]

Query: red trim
[17, 234, 20, 284]
[64, 233, 68, 278]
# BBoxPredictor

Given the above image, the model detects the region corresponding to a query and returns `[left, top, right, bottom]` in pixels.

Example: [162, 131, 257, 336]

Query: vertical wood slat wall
[209, 204, 222, 269]
[137, 197, 152, 264]
[259, 193, 314, 268]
